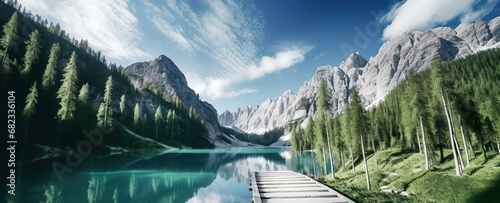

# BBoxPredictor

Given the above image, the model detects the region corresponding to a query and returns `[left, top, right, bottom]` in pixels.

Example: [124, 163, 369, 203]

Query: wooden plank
[256, 176, 307, 180]
[256, 175, 298, 178]
[259, 187, 330, 193]
[251, 171, 356, 203]
[256, 175, 306, 178]
[293, 172, 355, 202]
[256, 177, 301, 180]
[260, 192, 338, 198]
[251, 172, 262, 203]
[262, 198, 350, 203]
[257, 173, 300, 175]
[257, 184, 325, 188]
[256, 181, 316, 185]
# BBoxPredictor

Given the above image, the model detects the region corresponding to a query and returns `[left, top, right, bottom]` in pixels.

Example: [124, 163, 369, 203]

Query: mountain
[0, 1, 245, 152]
[219, 52, 366, 134]
[124, 56, 252, 146]
[359, 17, 500, 107]
[220, 17, 500, 137]
[125, 56, 218, 140]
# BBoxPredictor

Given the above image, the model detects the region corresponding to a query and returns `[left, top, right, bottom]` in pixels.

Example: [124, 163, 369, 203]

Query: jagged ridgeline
[0, 1, 214, 153]
[291, 48, 500, 176]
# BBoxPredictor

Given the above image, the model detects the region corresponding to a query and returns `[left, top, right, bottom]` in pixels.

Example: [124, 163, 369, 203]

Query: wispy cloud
[461, 0, 498, 22]
[143, 0, 311, 99]
[314, 51, 328, 60]
[18, 0, 150, 62]
[381, 0, 498, 40]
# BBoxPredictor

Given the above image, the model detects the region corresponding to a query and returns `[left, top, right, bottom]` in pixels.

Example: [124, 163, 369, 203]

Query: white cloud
[143, 0, 311, 99]
[18, 0, 150, 62]
[188, 77, 257, 100]
[248, 48, 311, 80]
[381, 0, 498, 40]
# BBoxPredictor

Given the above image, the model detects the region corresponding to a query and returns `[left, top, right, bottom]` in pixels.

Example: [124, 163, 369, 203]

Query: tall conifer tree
[22, 81, 38, 141]
[78, 83, 89, 104]
[101, 76, 113, 128]
[42, 43, 60, 89]
[348, 89, 371, 190]
[0, 12, 19, 71]
[56, 52, 78, 121]
[120, 95, 126, 117]
[134, 103, 140, 131]
[155, 106, 163, 140]
[20, 30, 41, 76]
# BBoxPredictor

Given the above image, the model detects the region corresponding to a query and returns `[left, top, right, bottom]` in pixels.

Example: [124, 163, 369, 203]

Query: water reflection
[16, 147, 324, 203]
[42, 184, 62, 203]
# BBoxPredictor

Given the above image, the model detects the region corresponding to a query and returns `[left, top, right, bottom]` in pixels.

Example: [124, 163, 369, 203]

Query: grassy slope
[322, 148, 500, 203]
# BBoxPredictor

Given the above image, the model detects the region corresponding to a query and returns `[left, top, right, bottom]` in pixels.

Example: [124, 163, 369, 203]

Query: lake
[13, 147, 329, 203]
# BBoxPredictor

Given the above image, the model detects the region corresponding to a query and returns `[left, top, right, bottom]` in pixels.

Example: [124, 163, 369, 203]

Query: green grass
[322, 148, 500, 203]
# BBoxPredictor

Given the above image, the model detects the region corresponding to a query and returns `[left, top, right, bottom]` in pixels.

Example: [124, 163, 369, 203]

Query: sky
[17, 0, 500, 113]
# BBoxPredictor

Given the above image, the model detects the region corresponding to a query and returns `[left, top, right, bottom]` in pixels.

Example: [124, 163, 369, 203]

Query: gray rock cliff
[220, 17, 500, 136]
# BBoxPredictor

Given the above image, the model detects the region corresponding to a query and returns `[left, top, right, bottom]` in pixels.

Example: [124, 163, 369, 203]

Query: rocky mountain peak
[218, 110, 234, 126]
[220, 16, 500, 140]
[490, 17, 500, 41]
[339, 52, 367, 70]
[455, 18, 494, 51]
[313, 65, 334, 80]
[125, 56, 230, 145]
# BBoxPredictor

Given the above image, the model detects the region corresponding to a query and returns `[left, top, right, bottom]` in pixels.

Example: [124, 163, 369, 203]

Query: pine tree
[56, 52, 78, 121]
[305, 119, 317, 176]
[134, 103, 140, 131]
[155, 106, 163, 141]
[429, 59, 447, 163]
[171, 110, 176, 141]
[42, 43, 60, 89]
[97, 103, 106, 128]
[189, 106, 194, 119]
[22, 81, 38, 141]
[400, 82, 415, 150]
[409, 74, 431, 169]
[20, 30, 41, 77]
[78, 83, 89, 104]
[120, 94, 126, 118]
[167, 109, 173, 140]
[101, 76, 113, 128]
[332, 117, 345, 170]
[2, 57, 16, 75]
[0, 12, 19, 71]
[314, 117, 327, 173]
[348, 89, 371, 190]
[316, 79, 335, 178]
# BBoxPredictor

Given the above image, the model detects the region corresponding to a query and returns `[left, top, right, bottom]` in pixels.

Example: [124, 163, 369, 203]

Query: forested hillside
[291, 48, 500, 185]
[0, 1, 213, 159]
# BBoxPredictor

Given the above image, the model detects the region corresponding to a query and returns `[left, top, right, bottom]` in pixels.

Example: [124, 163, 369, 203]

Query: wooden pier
[250, 171, 355, 203]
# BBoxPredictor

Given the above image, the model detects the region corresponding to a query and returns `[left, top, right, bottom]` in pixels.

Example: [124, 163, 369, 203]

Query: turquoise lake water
[15, 147, 330, 203]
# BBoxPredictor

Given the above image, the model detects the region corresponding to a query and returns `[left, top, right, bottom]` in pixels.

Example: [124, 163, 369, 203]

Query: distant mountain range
[219, 17, 500, 141]
[85, 17, 500, 147]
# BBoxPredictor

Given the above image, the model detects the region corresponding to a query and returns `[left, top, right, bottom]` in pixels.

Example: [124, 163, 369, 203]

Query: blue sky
[18, 0, 500, 113]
